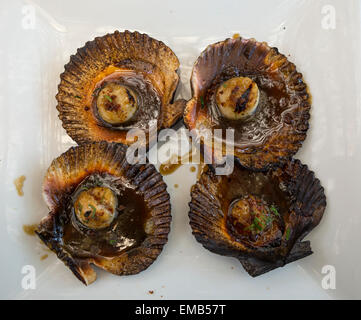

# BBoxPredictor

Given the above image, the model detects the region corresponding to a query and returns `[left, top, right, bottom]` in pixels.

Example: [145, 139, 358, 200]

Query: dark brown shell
[37, 142, 171, 285]
[189, 159, 326, 277]
[56, 30, 184, 145]
[184, 37, 311, 170]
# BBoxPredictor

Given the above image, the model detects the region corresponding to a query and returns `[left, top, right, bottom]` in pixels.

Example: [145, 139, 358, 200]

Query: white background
[0, 0, 360, 299]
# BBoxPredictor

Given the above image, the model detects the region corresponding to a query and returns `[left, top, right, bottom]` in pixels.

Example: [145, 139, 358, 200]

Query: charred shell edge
[188, 159, 326, 277]
[161, 99, 187, 129]
[184, 37, 311, 171]
[56, 30, 181, 145]
[37, 141, 171, 285]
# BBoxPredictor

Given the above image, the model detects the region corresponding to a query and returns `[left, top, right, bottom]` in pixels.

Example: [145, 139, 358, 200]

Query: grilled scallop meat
[36, 142, 171, 285]
[189, 159, 326, 277]
[56, 30, 185, 146]
[184, 36, 311, 170]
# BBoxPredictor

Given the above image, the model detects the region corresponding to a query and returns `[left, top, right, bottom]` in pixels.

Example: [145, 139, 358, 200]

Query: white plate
[1, 0, 360, 300]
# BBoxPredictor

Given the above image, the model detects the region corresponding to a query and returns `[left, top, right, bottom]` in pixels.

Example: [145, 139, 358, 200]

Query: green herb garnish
[88, 204, 97, 218]
[285, 227, 291, 240]
[244, 224, 255, 232]
[75, 95, 82, 99]
[78, 203, 83, 213]
[104, 94, 113, 102]
[265, 215, 273, 225]
[109, 240, 116, 246]
[253, 217, 264, 231]
[245, 212, 275, 233]
[223, 83, 227, 88]
[200, 96, 205, 108]
[270, 205, 280, 217]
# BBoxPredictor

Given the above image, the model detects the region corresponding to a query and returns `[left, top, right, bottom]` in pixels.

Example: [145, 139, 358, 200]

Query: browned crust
[37, 142, 171, 285]
[56, 30, 181, 145]
[184, 37, 311, 171]
[188, 159, 326, 277]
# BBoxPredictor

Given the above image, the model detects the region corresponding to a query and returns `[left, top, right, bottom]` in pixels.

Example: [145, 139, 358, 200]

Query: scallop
[36, 142, 171, 285]
[56, 30, 186, 146]
[184, 36, 311, 170]
[188, 159, 326, 277]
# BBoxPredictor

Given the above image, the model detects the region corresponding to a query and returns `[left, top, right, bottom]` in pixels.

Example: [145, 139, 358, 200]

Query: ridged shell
[56, 30, 183, 145]
[37, 142, 171, 285]
[184, 37, 311, 170]
[189, 159, 326, 277]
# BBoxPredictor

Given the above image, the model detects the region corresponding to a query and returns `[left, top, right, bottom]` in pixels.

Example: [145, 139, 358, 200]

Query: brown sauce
[40, 254, 48, 261]
[196, 153, 206, 180]
[23, 224, 38, 236]
[159, 149, 203, 176]
[197, 163, 206, 180]
[14, 175, 26, 196]
[206, 70, 292, 147]
[62, 187, 149, 258]
[159, 161, 183, 176]
[218, 165, 291, 246]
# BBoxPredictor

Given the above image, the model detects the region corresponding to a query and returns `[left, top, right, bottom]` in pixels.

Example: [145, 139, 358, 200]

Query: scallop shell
[189, 159, 326, 277]
[37, 142, 171, 285]
[184, 37, 311, 170]
[56, 30, 184, 145]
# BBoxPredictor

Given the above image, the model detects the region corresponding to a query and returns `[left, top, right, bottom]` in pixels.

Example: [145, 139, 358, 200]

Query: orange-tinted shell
[37, 142, 171, 285]
[56, 30, 185, 145]
[184, 37, 311, 170]
[189, 159, 326, 277]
